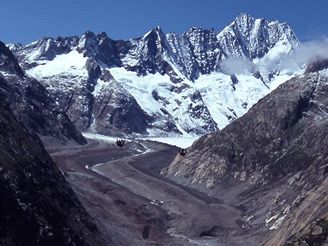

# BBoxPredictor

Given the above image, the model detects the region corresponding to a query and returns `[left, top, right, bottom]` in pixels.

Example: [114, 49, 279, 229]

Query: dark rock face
[0, 99, 106, 246]
[187, 90, 217, 133]
[125, 27, 179, 79]
[166, 65, 328, 244]
[306, 58, 328, 73]
[287, 217, 328, 245]
[0, 42, 24, 76]
[77, 31, 128, 68]
[0, 41, 86, 144]
[92, 80, 152, 135]
[66, 58, 101, 130]
[167, 27, 223, 80]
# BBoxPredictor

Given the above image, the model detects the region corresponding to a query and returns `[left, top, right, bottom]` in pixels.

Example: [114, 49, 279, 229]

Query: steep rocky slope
[0, 98, 106, 245]
[0, 41, 86, 144]
[10, 13, 301, 136]
[166, 61, 328, 245]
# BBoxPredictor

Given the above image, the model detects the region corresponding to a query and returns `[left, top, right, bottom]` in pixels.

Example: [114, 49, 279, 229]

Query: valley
[1, 8, 328, 245]
[46, 135, 247, 245]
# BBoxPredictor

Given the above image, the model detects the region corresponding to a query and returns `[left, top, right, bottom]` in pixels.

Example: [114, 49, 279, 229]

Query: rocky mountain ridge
[165, 61, 328, 245]
[10, 13, 301, 137]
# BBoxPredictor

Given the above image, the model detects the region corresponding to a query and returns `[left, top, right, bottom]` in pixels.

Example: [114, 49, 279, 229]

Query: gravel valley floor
[43, 136, 253, 245]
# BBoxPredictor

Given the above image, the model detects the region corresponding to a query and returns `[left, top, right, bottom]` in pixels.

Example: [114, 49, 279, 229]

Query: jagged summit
[10, 13, 302, 137]
[217, 13, 299, 59]
[146, 26, 163, 35]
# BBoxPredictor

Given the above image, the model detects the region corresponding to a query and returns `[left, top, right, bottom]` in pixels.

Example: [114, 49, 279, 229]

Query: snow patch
[266, 213, 286, 230]
[269, 215, 286, 230]
[27, 50, 88, 79]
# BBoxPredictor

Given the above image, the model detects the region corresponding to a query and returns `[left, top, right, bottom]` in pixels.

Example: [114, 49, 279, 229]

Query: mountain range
[9, 13, 301, 137]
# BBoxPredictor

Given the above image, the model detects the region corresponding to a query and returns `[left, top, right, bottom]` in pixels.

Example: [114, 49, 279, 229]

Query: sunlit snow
[27, 50, 88, 78]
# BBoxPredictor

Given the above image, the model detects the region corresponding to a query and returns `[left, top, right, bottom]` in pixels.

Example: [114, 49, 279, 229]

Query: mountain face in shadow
[0, 97, 107, 245]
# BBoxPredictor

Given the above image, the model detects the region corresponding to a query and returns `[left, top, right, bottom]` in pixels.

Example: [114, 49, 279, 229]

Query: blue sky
[1, 0, 327, 43]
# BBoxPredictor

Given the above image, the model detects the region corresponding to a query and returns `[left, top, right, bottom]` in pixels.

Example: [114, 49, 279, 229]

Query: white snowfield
[104, 63, 300, 132]
[28, 50, 88, 78]
[27, 50, 88, 93]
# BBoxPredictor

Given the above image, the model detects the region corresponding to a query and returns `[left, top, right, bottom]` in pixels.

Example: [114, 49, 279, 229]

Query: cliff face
[166, 62, 328, 245]
[0, 97, 107, 245]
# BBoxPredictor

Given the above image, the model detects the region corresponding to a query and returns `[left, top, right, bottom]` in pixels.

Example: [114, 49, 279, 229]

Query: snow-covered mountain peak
[140, 26, 166, 43]
[217, 14, 299, 59]
[140, 26, 167, 47]
[234, 12, 257, 28]
[77, 31, 96, 49]
[10, 14, 305, 137]
[236, 12, 254, 19]
[78, 31, 113, 47]
[185, 26, 214, 34]
[150, 26, 163, 34]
